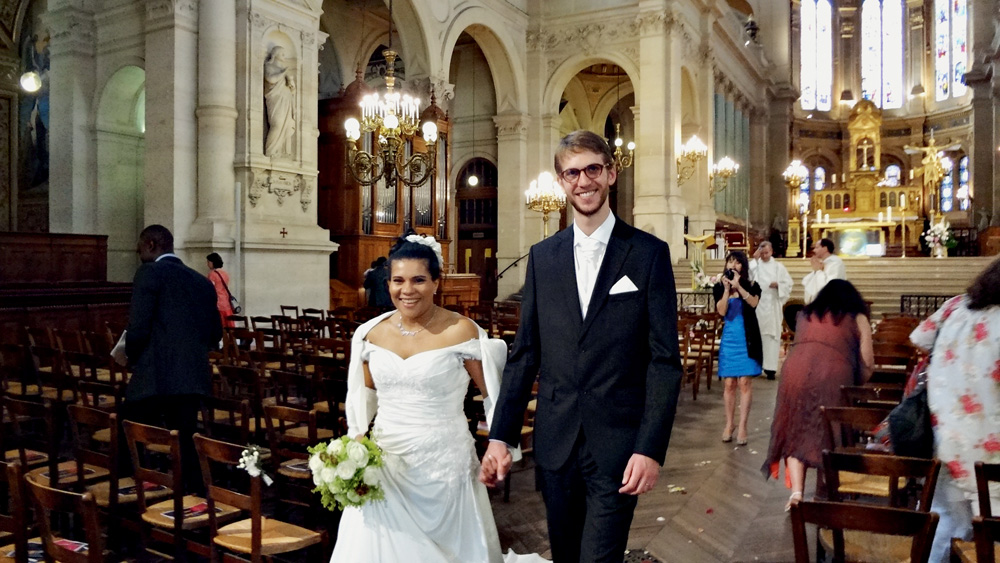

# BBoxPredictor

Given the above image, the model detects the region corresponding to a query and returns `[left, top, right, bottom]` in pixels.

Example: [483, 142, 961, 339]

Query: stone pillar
[966, 70, 996, 226]
[45, 1, 97, 233]
[494, 112, 529, 300]
[768, 87, 798, 234]
[632, 6, 685, 256]
[749, 110, 769, 227]
[143, 0, 199, 248]
[189, 0, 238, 249]
[233, 0, 334, 316]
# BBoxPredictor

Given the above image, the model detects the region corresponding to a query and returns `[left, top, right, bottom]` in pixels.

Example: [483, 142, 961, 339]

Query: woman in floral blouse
[910, 258, 1000, 563]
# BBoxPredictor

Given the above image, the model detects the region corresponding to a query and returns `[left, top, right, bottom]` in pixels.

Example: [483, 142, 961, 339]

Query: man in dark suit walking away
[480, 131, 683, 562]
[123, 225, 222, 490]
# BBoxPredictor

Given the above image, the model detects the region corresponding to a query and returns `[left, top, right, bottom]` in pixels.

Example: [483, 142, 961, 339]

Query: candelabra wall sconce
[708, 156, 739, 197]
[525, 172, 566, 238]
[676, 135, 708, 185]
[783, 160, 810, 257]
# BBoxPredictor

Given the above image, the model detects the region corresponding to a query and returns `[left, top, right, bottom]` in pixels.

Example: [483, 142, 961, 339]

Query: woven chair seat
[951, 538, 1000, 563]
[142, 494, 240, 531]
[214, 516, 323, 556]
[818, 528, 914, 563]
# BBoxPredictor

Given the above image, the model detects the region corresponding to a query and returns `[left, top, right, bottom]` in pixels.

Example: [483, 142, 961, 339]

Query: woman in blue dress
[713, 250, 763, 446]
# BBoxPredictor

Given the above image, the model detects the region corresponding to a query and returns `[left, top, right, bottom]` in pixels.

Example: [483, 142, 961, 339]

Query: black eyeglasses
[558, 163, 609, 183]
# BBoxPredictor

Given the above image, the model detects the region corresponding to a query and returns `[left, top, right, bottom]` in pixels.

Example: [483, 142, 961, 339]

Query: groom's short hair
[554, 130, 614, 173]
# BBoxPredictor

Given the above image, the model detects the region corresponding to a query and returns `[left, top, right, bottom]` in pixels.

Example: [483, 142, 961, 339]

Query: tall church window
[940, 158, 955, 212]
[800, 0, 833, 111]
[884, 164, 901, 186]
[813, 167, 826, 192]
[861, 0, 904, 109]
[936, 0, 969, 100]
[957, 156, 970, 211]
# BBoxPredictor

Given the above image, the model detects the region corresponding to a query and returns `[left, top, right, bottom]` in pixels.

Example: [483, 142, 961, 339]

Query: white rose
[362, 465, 381, 486]
[312, 471, 323, 487]
[347, 490, 361, 504]
[308, 454, 324, 475]
[320, 466, 337, 485]
[346, 441, 370, 466]
[327, 439, 345, 457]
[336, 459, 358, 480]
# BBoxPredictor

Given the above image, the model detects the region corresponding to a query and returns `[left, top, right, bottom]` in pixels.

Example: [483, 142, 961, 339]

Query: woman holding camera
[714, 250, 763, 446]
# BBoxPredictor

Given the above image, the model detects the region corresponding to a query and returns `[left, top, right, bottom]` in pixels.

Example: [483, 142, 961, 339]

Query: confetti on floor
[623, 550, 663, 563]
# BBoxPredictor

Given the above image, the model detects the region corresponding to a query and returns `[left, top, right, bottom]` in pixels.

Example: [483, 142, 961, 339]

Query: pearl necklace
[397, 308, 438, 337]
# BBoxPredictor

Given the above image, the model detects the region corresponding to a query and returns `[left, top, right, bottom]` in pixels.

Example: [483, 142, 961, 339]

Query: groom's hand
[619, 453, 660, 495]
[478, 441, 512, 487]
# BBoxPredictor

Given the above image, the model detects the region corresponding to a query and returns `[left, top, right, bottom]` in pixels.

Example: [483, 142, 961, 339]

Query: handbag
[886, 357, 933, 458]
[213, 271, 242, 314]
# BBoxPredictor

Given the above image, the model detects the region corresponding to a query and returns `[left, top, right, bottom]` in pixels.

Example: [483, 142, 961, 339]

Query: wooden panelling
[0, 232, 109, 283]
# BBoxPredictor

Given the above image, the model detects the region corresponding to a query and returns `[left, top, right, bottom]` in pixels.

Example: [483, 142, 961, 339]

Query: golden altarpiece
[319, 74, 478, 307]
[790, 100, 924, 257]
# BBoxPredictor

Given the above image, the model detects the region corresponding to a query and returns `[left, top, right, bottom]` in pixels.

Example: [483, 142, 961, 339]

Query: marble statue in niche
[264, 46, 295, 157]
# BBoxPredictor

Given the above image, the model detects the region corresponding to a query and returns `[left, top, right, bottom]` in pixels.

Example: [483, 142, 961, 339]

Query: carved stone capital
[634, 9, 678, 37]
[300, 177, 315, 212]
[493, 113, 528, 140]
[145, 0, 197, 25]
[45, 5, 96, 56]
[249, 168, 269, 207]
[527, 14, 642, 54]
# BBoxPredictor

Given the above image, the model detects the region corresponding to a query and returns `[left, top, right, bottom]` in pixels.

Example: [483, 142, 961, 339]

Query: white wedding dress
[331, 336, 545, 563]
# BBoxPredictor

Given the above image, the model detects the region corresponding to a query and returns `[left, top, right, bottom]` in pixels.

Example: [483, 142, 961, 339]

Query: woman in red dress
[206, 252, 234, 328]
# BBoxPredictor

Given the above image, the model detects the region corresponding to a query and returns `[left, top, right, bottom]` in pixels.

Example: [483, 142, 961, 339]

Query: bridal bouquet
[308, 435, 385, 511]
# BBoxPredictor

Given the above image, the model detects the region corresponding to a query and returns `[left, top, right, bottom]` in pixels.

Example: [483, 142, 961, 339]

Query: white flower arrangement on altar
[237, 445, 273, 486]
[922, 218, 958, 250]
[308, 435, 385, 511]
[691, 262, 719, 291]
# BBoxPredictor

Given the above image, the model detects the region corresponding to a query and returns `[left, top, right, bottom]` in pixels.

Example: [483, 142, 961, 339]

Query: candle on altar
[832, 173, 837, 184]
[824, 213, 830, 224]
[816, 209, 822, 223]
[879, 212, 884, 222]
[887, 206, 893, 222]
[900, 194, 906, 209]
[909, 169, 914, 180]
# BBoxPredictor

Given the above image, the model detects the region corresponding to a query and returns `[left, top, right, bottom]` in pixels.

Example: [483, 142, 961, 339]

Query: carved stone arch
[680, 66, 701, 138]
[440, 15, 526, 115]
[383, 0, 432, 79]
[90, 55, 146, 130]
[542, 54, 640, 117]
[560, 78, 591, 131]
[593, 78, 635, 130]
[801, 147, 841, 175]
[95, 64, 146, 134]
[450, 149, 498, 192]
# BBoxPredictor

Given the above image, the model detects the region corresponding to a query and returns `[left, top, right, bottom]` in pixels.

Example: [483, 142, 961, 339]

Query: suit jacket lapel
[580, 222, 632, 338]
[550, 229, 584, 330]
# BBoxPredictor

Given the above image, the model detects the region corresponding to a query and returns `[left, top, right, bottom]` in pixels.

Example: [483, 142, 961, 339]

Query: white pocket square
[609, 276, 639, 295]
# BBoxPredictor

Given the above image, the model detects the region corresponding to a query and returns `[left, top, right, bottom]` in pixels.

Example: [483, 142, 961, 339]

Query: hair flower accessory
[404, 234, 444, 269]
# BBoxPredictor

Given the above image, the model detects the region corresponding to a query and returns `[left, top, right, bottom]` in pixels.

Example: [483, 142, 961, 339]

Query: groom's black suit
[491, 217, 682, 562]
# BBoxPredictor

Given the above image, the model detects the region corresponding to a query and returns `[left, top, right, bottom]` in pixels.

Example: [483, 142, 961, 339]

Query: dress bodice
[725, 296, 743, 321]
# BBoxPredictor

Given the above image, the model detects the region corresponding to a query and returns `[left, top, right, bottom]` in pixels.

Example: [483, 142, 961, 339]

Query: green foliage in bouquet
[308, 435, 385, 511]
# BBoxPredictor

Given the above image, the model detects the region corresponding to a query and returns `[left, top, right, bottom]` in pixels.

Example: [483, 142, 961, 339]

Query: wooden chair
[24, 477, 110, 563]
[0, 461, 30, 563]
[123, 420, 238, 561]
[970, 517, 1000, 563]
[822, 450, 940, 510]
[790, 500, 938, 563]
[821, 406, 896, 499]
[6, 397, 106, 490]
[840, 385, 904, 409]
[193, 433, 328, 563]
[300, 308, 325, 320]
[262, 406, 330, 518]
[952, 462, 1000, 562]
[226, 315, 249, 329]
[200, 396, 255, 447]
[268, 369, 317, 411]
[216, 365, 273, 439]
[279, 305, 300, 318]
[0, 344, 42, 401]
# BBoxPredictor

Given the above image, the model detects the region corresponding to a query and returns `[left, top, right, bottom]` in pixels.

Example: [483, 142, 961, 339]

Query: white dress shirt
[573, 213, 616, 317]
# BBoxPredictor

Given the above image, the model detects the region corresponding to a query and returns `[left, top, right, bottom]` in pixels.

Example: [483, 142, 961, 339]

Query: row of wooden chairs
[678, 313, 720, 400]
[1, 395, 333, 562]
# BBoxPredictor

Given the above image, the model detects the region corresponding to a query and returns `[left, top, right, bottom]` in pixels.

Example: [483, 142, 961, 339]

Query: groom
[481, 131, 683, 562]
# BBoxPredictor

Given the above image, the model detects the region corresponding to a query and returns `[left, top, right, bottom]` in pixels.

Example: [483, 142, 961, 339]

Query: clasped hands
[478, 442, 660, 496]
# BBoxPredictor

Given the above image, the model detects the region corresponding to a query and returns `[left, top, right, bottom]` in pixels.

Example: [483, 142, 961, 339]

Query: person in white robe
[802, 238, 846, 304]
[749, 241, 792, 379]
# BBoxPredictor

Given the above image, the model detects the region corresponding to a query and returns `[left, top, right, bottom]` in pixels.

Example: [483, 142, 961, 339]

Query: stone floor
[489, 375, 819, 563]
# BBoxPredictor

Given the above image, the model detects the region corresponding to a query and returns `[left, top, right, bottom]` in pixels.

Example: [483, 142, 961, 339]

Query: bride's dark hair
[387, 235, 442, 281]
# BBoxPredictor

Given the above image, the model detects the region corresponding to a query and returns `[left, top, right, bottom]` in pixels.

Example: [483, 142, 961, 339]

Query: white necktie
[577, 238, 603, 317]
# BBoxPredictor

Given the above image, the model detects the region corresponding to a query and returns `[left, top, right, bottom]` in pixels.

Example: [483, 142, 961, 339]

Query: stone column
[768, 87, 798, 234]
[966, 70, 996, 225]
[494, 112, 529, 300]
[189, 0, 238, 248]
[143, 0, 199, 249]
[749, 110, 769, 227]
[45, 1, 97, 233]
[632, 6, 685, 256]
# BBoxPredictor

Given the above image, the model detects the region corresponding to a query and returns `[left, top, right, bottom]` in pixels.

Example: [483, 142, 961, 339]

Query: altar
[809, 217, 919, 257]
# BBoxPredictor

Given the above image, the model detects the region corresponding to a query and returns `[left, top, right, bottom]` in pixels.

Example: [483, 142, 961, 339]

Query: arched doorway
[456, 158, 498, 301]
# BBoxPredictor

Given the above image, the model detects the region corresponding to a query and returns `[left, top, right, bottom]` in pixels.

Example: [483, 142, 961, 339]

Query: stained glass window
[861, 0, 903, 109]
[800, 1, 832, 111]
[936, 0, 968, 100]
[940, 158, 955, 212]
[957, 155, 970, 211]
[813, 167, 826, 191]
[884, 164, 901, 186]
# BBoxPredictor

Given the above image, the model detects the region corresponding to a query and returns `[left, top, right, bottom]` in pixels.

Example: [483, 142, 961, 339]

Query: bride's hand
[478, 441, 512, 487]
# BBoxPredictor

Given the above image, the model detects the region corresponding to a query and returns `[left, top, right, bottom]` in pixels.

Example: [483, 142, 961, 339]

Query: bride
[331, 235, 544, 563]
